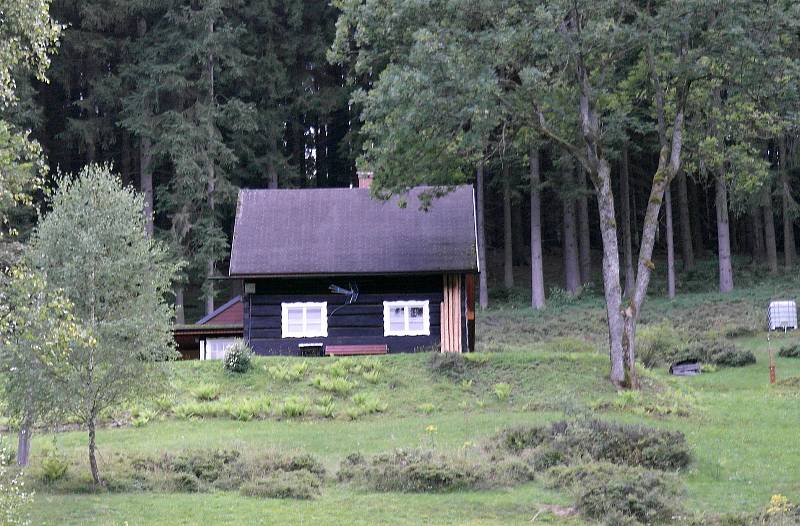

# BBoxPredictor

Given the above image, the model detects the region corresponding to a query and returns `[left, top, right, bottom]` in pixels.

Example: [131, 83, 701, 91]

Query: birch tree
[27, 164, 179, 484]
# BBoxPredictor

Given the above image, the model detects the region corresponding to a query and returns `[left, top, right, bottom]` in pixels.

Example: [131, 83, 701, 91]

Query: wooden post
[441, 274, 462, 352]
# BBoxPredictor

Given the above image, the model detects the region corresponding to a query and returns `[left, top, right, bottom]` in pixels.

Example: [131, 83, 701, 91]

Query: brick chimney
[357, 171, 374, 189]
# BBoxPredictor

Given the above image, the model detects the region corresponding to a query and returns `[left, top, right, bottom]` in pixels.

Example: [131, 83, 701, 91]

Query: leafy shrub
[326, 358, 357, 378]
[131, 449, 325, 494]
[190, 383, 221, 401]
[267, 360, 308, 382]
[223, 340, 253, 373]
[637, 323, 685, 368]
[227, 397, 271, 421]
[361, 369, 381, 383]
[40, 448, 69, 483]
[167, 472, 201, 492]
[338, 449, 480, 492]
[489, 419, 691, 471]
[351, 393, 387, 414]
[281, 396, 309, 418]
[153, 395, 174, 412]
[547, 462, 683, 526]
[494, 383, 512, 402]
[239, 469, 321, 499]
[132, 449, 240, 490]
[314, 395, 336, 418]
[131, 408, 157, 427]
[174, 401, 229, 419]
[428, 352, 466, 379]
[310, 375, 357, 395]
[683, 340, 755, 367]
[778, 344, 800, 358]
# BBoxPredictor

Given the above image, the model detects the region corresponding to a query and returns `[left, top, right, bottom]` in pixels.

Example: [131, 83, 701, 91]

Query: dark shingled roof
[229, 186, 478, 277]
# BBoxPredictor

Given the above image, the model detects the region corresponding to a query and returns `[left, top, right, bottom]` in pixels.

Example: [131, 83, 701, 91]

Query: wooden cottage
[228, 185, 479, 356]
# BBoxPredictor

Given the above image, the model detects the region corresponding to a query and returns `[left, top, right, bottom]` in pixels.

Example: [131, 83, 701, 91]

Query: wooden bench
[325, 344, 389, 357]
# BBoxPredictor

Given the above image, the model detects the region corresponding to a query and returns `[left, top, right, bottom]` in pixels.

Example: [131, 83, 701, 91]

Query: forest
[4, 1, 799, 388]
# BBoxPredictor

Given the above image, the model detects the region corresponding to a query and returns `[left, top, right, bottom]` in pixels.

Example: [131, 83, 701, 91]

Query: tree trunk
[780, 138, 795, 268]
[267, 158, 278, 189]
[512, 200, 528, 265]
[562, 166, 581, 296]
[140, 138, 154, 237]
[577, 168, 591, 284]
[174, 286, 185, 325]
[782, 178, 796, 268]
[716, 174, 734, 293]
[88, 413, 101, 485]
[665, 185, 676, 299]
[676, 171, 694, 271]
[620, 145, 635, 296]
[689, 178, 705, 259]
[121, 131, 132, 188]
[477, 164, 489, 308]
[502, 164, 514, 289]
[205, 21, 216, 316]
[530, 147, 545, 310]
[763, 184, 779, 274]
[593, 161, 626, 386]
[16, 408, 33, 467]
[752, 208, 764, 264]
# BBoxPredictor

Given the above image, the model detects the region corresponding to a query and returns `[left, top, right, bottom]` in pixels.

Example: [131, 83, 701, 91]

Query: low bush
[223, 340, 253, 373]
[227, 397, 271, 421]
[361, 369, 381, 383]
[494, 382, 512, 402]
[637, 323, 685, 368]
[267, 360, 309, 382]
[314, 400, 336, 418]
[489, 419, 692, 471]
[40, 448, 69, 483]
[778, 344, 800, 358]
[190, 383, 221, 402]
[338, 450, 480, 492]
[131, 449, 325, 495]
[310, 375, 357, 395]
[643, 338, 756, 369]
[281, 396, 310, 418]
[351, 393, 387, 414]
[547, 462, 683, 526]
[239, 469, 321, 500]
[326, 358, 358, 378]
[174, 401, 229, 419]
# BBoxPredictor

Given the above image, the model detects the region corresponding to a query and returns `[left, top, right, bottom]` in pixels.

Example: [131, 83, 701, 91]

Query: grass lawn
[17, 271, 800, 525]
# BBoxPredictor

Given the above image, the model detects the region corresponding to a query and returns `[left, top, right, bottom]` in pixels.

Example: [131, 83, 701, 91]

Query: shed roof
[229, 186, 478, 277]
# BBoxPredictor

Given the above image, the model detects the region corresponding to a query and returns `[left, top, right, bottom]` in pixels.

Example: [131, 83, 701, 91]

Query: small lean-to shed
[228, 184, 479, 356]
[173, 296, 243, 359]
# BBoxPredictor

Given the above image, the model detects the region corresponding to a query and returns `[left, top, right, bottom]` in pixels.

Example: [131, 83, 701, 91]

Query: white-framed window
[281, 302, 327, 338]
[202, 338, 238, 360]
[383, 300, 430, 336]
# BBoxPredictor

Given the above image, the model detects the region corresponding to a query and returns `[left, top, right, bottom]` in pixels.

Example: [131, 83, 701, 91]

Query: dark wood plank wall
[244, 275, 447, 355]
